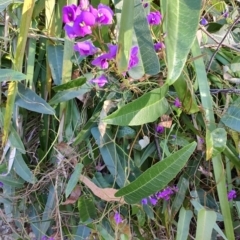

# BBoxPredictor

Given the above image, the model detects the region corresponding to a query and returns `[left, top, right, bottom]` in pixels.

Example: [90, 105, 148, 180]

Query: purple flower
[79, 0, 89, 11]
[106, 44, 118, 59]
[227, 190, 237, 201]
[156, 186, 177, 201]
[147, 11, 162, 25]
[0, 182, 3, 188]
[141, 198, 148, 205]
[90, 75, 108, 87]
[64, 23, 77, 38]
[174, 98, 181, 108]
[74, 40, 98, 56]
[62, 4, 79, 23]
[114, 212, 123, 224]
[141, 0, 148, 8]
[149, 196, 158, 205]
[128, 46, 139, 70]
[91, 54, 109, 69]
[156, 125, 164, 134]
[96, 4, 114, 25]
[73, 11, 96, 37]
[41, 237, 48, 240]
[200, 17, 208, 26]
[222, 10, 229, 18]
[154, 42, 165, 52]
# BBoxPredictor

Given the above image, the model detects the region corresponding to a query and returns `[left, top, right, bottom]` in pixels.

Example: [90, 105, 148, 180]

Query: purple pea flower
[222, 10, 229, 18]
[149, 196, 158, 205]
[141, 0, 148, 8]
[227, 190, 237, 201]
[74, 40, 98, 56]
[200, 17, 208, 26]
[128, 46, 139, 70]
[156, 125, 164, 134]
[41, 237, 48, 240]
[90, 75, 108, 87]
[79, 0, 89, 11]
[114, 212, 123, 224]
[64, 23, 77, 38]
[147, 11, 162, 25]
[0, 182, 3, 188]
[174, 97, 181, 108]
[73, 11, 96, 37]
[141, 198, 148, 205]
[91, 54, 109, 69]
[154, 42, 165, 52]
[106, 44, 118, 59]
[96, 4, 114, 25]
[62, 4, 79, 23]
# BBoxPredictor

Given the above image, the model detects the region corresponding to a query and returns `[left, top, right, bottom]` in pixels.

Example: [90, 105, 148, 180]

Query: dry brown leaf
[61, 185, 81, 205]
[160, 115, 172, 128]
[80, 175, 125, 204]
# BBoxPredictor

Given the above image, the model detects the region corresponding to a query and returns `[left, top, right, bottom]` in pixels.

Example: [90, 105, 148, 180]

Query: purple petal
[141, 198, 148, 205]
[62, 4, 78, 23]
[96, 4, 114, 25]
[200, 17, 208, 26]
[114, 212, 123, 224]
[64, 23, 77, 38]
[79, 0, 89, 11]
[90, 75, 108, 87]
[228, 190, 237, 201]
[128, 46, 139, 69]
[74, 40, 98, 56]
[154, 42, 165, 52]
[147, 11, 162, 25]
[91, 54, 109, 69]
[156, 125, 164, 134]
[0, 182, 3, 188]
[174, 98, 181, 108]
[106, 44, 118, 59]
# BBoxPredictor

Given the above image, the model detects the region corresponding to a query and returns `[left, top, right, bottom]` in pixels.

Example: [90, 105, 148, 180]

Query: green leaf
[49, 83, 92, 105]
[116, 0, 134, 73]
[91, 127, 126, 187]
[0, 175, 24, 188]
[53, 77, 86, 92]
[104, 85, 169, 126]
[195, 209, 216, 240]
[16, 83, 55, 115]
[13, 150, 37, 184]
[173, 73, 199, 113]
[165, 0, 201, 84]
[115, 142, 197, 204]
[65, 163, 83, 198]
[176, 207, 193, 240]
[47, 45, 64, 85]
[78, 196, 97, 222]
[206, 128, 227, 160]
[0, 69, 27, 82]
[133, 0, 160, 75]
[221, 98, 240, 132]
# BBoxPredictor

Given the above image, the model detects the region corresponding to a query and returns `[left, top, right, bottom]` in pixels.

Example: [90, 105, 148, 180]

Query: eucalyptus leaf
[115, 142, 196, 204]
[104, 85, 169, 126]
[16, 83, 55, 115]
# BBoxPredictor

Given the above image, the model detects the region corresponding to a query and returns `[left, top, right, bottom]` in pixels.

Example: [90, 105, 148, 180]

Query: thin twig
[206, 15, 240, 72]
[154, 124, 162, 160]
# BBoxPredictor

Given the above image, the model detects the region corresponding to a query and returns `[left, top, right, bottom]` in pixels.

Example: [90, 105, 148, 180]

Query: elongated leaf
[16, 83, 55, 115]
[74, 224, 91, 240]
[78, 196, 96, 222]
[176, 207, 193, 240]
[13, 150, 37, 184]
[206, 128, 227, 160]
[195, 209, 216, 240]
[91, 127, 126, 187]
[53, 77, 86, 92]
[0, 175, 24, 188]
[104, 85, 169, 126]
[115, 142, 196, 204]
[221, 98, 240, 132]
[49, 83, 92, 105]
[165, 0, 201, 84]
[65, 163, 83, 198]
[116, 0, 134, 73]
[47, 45, 64, 86]
[0, 69, 27, 82]
[133, 0, 160, 75]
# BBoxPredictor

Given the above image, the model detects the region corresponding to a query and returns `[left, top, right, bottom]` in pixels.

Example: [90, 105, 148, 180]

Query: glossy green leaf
[47, 45, 64, 85]
[65, 163, 83, 198]
[16, 83, 55, 115]
[78, 196, 96, 222]
[133, 0, 160, 75]
[221, 98, 240, 132]
[91, 127, 126, 187]
[13, 150, 37, 184]
[103, 85, 169, 126]
[53, 77, 86, 92]
[165, 0, 201, 84]
[195, 209, 216, 240]
[0, 69, 27, 82]
[116, 0, 134, 73]
[49, 83, 92, 105]
[115, 142, 196, 204]
[176, 207, 193, 240]
[206, 128, 227, 160]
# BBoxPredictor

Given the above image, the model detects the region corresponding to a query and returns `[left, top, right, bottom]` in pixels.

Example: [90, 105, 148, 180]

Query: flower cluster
[141, 186, 178, 205]
[62, 1, 113, 38]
